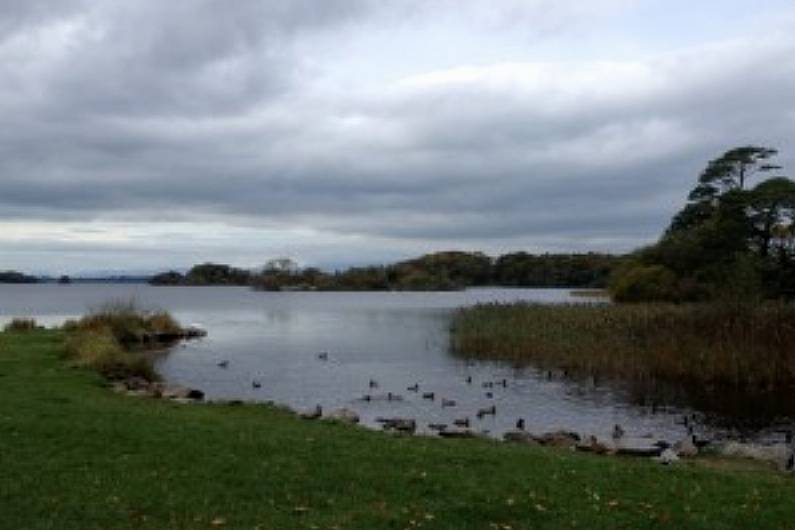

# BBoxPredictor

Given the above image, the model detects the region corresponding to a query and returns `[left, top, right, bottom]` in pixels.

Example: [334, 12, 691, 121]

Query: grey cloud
[1, 1, 795, 271]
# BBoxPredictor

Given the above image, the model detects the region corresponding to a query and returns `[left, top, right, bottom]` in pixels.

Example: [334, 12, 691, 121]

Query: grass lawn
[1, 330, 794, 530]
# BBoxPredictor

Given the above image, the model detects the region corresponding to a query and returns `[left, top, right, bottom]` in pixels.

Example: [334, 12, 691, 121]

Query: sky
[1, 0, 795, 274]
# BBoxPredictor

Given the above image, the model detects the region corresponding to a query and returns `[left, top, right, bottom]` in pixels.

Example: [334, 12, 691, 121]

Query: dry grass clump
[3, 318, 39, 332]
[62, 300, 183, 381]
[451, 302, 795, 390]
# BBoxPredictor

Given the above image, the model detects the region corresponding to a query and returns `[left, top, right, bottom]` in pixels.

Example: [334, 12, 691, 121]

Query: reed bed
[450, 302, 795, 390]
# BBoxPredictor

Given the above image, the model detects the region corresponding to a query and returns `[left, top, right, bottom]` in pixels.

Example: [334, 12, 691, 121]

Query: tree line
[149, 251, 619, 291]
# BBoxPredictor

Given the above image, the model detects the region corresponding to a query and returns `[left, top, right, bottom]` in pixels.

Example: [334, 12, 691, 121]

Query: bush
[609, 264, 678, 302]
[3, 318, 39, 332]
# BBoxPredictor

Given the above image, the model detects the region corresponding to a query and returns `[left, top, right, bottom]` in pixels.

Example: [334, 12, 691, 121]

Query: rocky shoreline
[111, 375, 795, 474]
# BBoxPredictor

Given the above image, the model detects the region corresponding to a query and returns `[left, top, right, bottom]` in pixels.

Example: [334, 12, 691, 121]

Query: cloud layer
[1, 0, 794, 272]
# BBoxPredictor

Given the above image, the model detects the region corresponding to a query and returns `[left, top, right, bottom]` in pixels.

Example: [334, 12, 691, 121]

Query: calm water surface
[1, 284, 791, 443]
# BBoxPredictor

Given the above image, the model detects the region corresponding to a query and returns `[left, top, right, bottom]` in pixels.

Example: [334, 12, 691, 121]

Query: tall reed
[450, 302, 795, 390]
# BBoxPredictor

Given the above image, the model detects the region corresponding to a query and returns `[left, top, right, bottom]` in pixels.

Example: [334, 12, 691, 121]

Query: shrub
[609, 264, 678, 302]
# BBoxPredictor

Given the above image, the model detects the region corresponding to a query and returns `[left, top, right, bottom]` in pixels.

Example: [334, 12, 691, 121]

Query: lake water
[1, 284, 792, 444]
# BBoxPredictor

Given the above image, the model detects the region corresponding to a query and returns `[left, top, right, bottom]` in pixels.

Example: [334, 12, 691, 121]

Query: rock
[606, 437, 665, 457]
[655, 448, 680, 465]
[535, 430, 581, 448]
[576, 435, 614, 455]
[123, 376, 152, 391]
[299, 405, 323, 420]
[327, 408, 360, 424]
[673, 437, 699, 458]
[184, 326, 208, 339]
[503, 431, 539, 445]
[378, 418, 416, 434]
[719, 441, 791, 467]
[438, 429, 477, 439]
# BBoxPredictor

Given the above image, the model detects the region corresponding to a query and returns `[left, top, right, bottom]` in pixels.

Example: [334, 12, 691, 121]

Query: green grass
[2, 330, 795, 529]
[451, 302, 795, 389]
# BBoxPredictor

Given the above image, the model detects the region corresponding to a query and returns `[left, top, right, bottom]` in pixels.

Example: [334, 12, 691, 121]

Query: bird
[217, 360, 229, 368]
[441, 399, 456, 408]
[498, 378, 508, 388]
[428, 423, 448, 432]
[465, 376, 472, 384]
[407, 383, 420, 392]
[612, 424, 625, 439]
[317, 352, 329, 361]
[422, 392, 435, 400]
[251, 380, 261, 389]
[482, 381, 494, 389]
[453, 417, 470, 428]
[476, 405, 496, 418]
[484, 391, 494, 399]
[369, 379, 379, 389]
[516, 418, 525, 431]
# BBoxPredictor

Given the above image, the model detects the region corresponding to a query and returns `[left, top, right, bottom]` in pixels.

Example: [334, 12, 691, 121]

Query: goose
[482, 381, 494, 389]
[465, 376, 472, 384]
[251, 380, 261, 389]
[422, 392, 435, 400]
[217, 360, 229, 369]
[407, 383, 420, 392]
[516, 418, 525, 431]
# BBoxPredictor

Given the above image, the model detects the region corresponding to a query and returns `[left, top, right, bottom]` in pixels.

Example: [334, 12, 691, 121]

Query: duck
[369, 379, 379, 389]
[482, 381, 494, 389]
[484, 391, 494, 399]
[498, 378, 508, 388]
[251, 380, 261, 389]
[217, 360, 229, 368]
[317, 352, 329, 361]
[407, 383, 420, 392]
[422, 392, 435, 400]
[441, 399, 456, 408]
[428, 423, 448, 432]
[516, 418, 525, 431]
[465, 376, 473, 384]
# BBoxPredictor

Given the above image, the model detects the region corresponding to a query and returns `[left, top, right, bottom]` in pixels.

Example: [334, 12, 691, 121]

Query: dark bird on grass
[217, 360, 229, 368]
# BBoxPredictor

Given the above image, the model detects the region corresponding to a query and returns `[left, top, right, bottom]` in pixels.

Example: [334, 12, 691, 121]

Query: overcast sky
[1, 0, 794, 274]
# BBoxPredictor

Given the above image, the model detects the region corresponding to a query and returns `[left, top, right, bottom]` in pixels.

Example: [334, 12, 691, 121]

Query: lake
[1, 284, 792, 444]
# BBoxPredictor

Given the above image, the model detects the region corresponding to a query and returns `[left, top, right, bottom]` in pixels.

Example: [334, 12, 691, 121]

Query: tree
[691, 146, 779, 199]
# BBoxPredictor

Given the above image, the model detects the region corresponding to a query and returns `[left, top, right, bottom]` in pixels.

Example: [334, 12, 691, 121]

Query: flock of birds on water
[211, 350, 677, 440]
